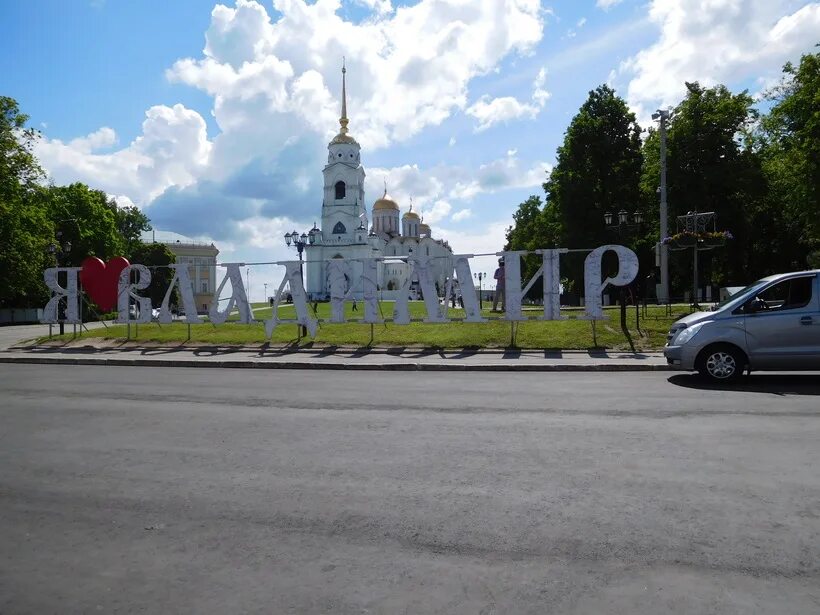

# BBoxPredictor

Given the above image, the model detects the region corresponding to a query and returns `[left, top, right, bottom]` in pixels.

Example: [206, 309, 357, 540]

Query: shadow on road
[668, 373, 820, 396]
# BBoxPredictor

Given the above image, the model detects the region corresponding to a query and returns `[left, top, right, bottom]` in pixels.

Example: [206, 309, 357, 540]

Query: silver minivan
[664, 270, 820, 381]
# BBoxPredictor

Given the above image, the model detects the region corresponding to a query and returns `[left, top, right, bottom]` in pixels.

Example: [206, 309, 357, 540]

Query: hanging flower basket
[663, 230, 733, 251]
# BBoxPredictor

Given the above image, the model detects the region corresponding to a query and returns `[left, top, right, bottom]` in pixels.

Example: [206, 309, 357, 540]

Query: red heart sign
[80, 256, 131, 311]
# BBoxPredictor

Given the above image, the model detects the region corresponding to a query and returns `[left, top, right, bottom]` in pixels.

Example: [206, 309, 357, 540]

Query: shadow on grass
[668, 373, 820, 396]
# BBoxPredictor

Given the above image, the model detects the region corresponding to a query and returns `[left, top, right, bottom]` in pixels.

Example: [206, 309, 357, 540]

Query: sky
[2, 0, 819, 300]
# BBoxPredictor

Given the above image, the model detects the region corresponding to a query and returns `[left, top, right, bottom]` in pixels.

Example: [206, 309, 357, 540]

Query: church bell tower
[321, 60, 366, 243]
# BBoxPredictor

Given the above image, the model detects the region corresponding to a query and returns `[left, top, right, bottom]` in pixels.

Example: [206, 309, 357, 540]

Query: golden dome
[419, 223, 431, 234]
[330, 132, 359, 146]
[402, 210, 420, 220]
[373, 189, 399, 211]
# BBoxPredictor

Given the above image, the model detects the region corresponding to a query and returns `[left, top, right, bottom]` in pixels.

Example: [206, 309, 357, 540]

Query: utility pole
[653, 108, 671, 304]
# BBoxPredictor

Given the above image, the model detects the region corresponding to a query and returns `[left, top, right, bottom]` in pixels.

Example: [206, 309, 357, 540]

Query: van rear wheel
[697, 344, 744, 382]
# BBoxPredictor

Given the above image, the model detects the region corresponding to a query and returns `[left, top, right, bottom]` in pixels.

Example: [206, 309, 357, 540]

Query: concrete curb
[0, 355, 672, 372]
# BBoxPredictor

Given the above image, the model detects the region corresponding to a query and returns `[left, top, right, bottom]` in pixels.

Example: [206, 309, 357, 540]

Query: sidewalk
[0, 344, 670, 372]
[0, 322, 670, 372]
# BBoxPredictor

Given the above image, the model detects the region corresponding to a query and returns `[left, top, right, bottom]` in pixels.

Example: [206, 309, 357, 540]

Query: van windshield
[711, 279, 768, 311]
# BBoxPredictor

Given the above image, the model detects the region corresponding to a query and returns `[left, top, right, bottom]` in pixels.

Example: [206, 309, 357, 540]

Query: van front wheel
[697, 344, 745, 382]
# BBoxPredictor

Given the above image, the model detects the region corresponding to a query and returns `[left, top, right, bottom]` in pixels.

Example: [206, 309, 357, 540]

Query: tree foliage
[129, 242, 178, 308]
[641, 82, 763, 287]
[0, 96, 157, 308]
[0, 98, 53, 307]
[756, 48, 820, 267]
[543, 85, 644, 291]
[504, 48, 820, 300]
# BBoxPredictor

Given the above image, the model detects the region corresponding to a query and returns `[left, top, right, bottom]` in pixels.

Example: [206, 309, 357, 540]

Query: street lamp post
[603, 210, 644, 350]
[473, 272, 486, 310]
[652, 108, 671, 304]
[603, 209, 643, 238]
[284, 224, 319, 338]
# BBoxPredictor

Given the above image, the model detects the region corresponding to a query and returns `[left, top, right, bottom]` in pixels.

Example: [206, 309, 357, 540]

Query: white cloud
[465, 95, 542, 131]
[433, 221, 509, 273]
[108, 193, 136, 209]
[447, 154, 550, 200]
[577, 17, 587, 28]
[36, 104, 211, 205]
[366, 153, 550, 210]
[532, 66, 551, 106]
[596, 0, 623, 10]
[167, 0, 545, 149]
[619, 0, 820, 119]
[66, 127, 117, 153]
[448, 136, 456, 146]
[465, 65, 550, 131]
[451, 208, 472, 222]
[422, 199, 452, 224]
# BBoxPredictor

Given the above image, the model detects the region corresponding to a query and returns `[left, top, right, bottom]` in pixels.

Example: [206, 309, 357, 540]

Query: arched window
[335, 181, 345, 200]
[332, 222, 346, 235]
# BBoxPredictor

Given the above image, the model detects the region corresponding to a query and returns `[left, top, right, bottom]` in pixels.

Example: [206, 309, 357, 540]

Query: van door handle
[800, 316, 814, 325]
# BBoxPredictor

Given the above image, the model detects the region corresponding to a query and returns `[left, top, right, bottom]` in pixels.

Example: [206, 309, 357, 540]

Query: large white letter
[327, 259, 352, 323]
[359, 257, 382, 324]
[500, 251, 527, 321]
[449, 255, 485, 323]
[582, 245, 639, 320]
[116, 265, 152, 323]
[537, 249, 566, 321]
[209, 263, 253, 325]
[393, 256, 448, 324]
[264, 261, 317, 337]
[41, 267, 82, 324]
[157, 264, 202, 324]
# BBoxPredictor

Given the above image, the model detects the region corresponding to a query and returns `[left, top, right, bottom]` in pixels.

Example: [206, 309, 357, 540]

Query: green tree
[129, 242, 177, 308]
[756, 48, 820, 269]
[111, 202, 151, 257]
[0, 96, 43, 199]
[543, 85, 643, 291]
[504, 195, 560, 298]
[43, 183, 125, 266]
[0, 97, 53, 307]
[641, 82, 764, 289]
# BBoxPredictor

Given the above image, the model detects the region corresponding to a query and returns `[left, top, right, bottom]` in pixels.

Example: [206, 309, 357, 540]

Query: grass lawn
[45, 302, 689, 350]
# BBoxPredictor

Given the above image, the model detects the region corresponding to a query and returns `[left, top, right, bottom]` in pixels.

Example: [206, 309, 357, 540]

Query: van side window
[756, 276, 814, 311]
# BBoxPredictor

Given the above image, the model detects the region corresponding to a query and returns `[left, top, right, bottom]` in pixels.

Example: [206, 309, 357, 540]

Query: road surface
[1, 365, 819, 613]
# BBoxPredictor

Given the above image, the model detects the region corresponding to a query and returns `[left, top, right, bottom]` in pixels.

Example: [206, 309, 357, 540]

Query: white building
[305, 64, 453, 300]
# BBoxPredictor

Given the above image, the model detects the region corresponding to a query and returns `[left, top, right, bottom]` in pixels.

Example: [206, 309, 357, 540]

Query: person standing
[492, 258, 505, 312]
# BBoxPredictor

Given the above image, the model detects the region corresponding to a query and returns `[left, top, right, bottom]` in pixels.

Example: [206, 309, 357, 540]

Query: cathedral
[304, 65, 454, 301]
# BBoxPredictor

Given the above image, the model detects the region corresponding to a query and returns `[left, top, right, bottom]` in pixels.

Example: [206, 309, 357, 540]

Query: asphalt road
[1, 365, 819, 614]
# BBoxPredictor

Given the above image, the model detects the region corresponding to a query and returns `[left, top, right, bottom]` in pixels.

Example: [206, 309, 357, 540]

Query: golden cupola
[373, 187, 399, 211]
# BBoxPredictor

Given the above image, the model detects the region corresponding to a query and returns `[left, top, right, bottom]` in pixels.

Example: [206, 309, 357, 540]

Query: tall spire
[339, 57, 349, 135]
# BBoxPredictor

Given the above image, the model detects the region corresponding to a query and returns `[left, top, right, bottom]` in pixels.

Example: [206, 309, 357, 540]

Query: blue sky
[3, 0, 818, 299]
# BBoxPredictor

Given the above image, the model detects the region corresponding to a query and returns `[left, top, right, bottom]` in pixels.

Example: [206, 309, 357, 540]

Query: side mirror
[745, 297, 765, 313]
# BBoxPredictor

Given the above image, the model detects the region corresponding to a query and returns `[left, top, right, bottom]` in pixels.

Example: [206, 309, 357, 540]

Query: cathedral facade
[304, 66, 453, 301]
